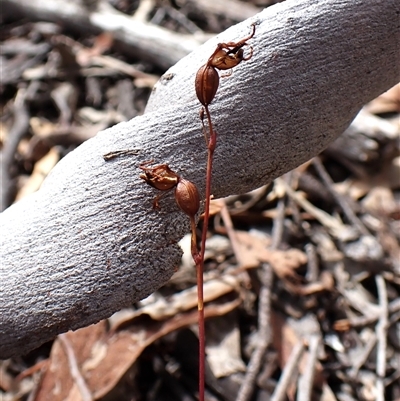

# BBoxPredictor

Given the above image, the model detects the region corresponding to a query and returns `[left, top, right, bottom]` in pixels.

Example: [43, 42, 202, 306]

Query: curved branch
[1, 0, 399, 359]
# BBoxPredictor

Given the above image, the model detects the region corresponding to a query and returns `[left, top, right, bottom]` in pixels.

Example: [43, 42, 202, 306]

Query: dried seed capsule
[195, 64, 220, 107]
[174, 178, 200, 218]
[139, 163, 179, 191]
[209, 48, 245, 70]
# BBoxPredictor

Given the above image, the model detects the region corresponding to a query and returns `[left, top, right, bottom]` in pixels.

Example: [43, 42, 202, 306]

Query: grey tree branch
[1, 0, 399, 359]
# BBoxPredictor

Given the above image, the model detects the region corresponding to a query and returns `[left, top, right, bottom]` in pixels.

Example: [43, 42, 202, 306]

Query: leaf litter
[1, 1, 399, 400]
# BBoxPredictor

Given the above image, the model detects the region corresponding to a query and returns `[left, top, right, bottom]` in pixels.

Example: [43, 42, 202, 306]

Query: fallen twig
[271, 341, 305, 401]
[375, 274, 389, 401]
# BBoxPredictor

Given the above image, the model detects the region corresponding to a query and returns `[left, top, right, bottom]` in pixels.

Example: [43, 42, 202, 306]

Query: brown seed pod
[174, 178, 200, 218]
[195, 64, 220, 107]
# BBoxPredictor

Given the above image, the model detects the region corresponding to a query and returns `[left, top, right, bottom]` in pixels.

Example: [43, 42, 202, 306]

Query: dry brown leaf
[15, 148, 59, 201]
[208, 198, 225, 216]
[364, 83, 400, 114]
[333, 319, 351, 332]
[284, 271, 335, 296]
[33, 321, 106, 401]
[15, 360, 49, 382]
[234, 230, 271, 269]
[0, 362, 14, 392]
[76, 32, 114, 67]
[76, 33, 114, 66]
[267, 248, 307, 281]
[234, 226, 332, 294]
[362, 186, 398, 216]
[34, 296, 240, 401]
[235, 230, 307, 278]
[0, 122, 8, 147]
[233, 230, 333, 296]
[29, 117, 58, 138]
[100, 298, 240, 399]
[110, 275, 240, 331]
[333, 179, 371, 201]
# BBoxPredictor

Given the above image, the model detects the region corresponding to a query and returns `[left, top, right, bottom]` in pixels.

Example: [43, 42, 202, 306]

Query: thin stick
[312, 157, 369, 236]
[349, 334, 377, 378]
[375, 274, 388, 401]
[297, 335, 320, 401]
[103, 149, 141, 160]
[236, 264, 273, 401]
[271, 340, 305, 401]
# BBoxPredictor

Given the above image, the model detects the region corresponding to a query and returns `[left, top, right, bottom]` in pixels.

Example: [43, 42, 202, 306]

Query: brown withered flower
[139, 161, 199, 217]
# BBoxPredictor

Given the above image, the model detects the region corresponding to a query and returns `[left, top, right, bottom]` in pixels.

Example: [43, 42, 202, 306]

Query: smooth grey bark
[1, 0, 399, 359]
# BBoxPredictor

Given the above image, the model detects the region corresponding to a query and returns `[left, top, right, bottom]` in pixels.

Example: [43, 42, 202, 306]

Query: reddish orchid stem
[193, 26, 255, 400]
[193, 103, 216, 401]
[190, 216, 205, 401]
[200, 104, 216, 262]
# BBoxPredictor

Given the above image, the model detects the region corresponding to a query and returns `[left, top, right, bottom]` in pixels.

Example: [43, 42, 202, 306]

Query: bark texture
[1, 0, 399, 358]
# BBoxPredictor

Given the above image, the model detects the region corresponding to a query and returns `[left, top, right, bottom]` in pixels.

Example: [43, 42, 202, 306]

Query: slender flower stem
[190, 216, 205, 401]
[195, 259, 205, 401]
[193, 24, 255, 400]
[194, 103, 216, 401]
[200, 104, 216, 258]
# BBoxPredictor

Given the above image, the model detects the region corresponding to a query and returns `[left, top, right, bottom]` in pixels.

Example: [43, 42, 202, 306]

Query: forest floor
[1, 1, 399, 400]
